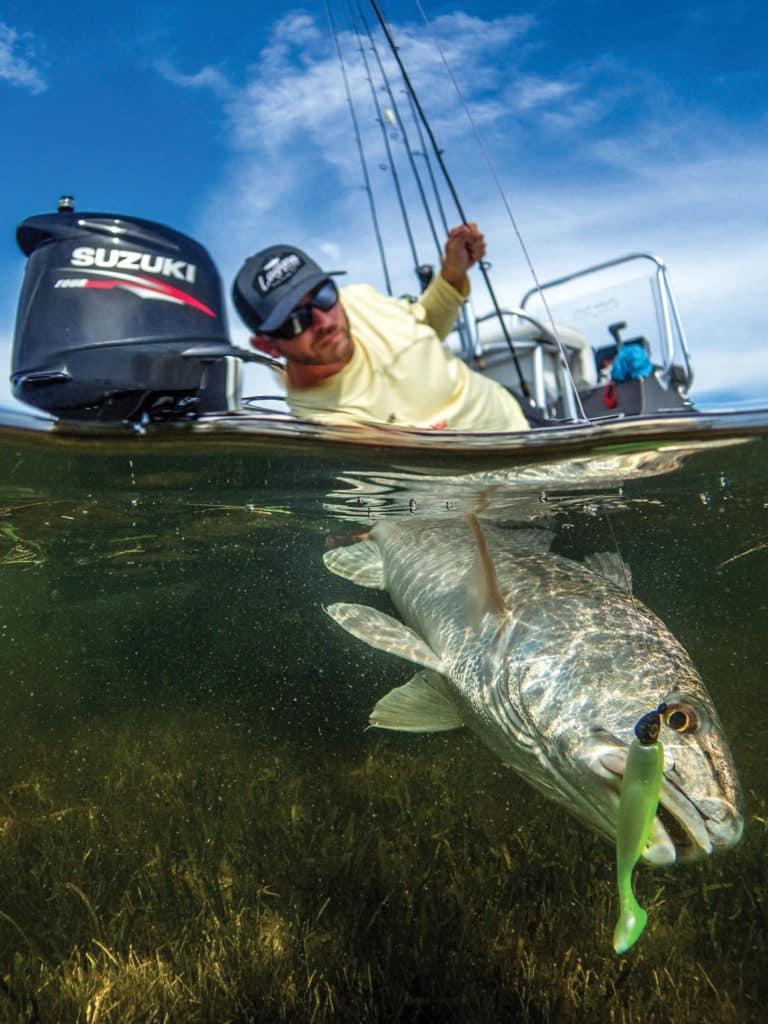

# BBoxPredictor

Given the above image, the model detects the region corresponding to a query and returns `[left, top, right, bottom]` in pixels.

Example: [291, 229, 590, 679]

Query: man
[232, 223, 530, 432]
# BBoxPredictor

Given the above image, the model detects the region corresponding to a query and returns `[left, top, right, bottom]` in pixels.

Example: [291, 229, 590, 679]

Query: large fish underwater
[324, 515, 743, 865]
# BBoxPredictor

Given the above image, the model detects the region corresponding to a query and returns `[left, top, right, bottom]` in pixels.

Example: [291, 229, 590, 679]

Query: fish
[323, 514, 743, 865]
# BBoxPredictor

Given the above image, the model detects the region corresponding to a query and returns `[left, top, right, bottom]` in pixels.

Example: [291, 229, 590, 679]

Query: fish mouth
[594, 749, 719, 865]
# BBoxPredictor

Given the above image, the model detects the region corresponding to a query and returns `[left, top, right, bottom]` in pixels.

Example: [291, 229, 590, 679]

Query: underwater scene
[0, 416, 766, 1023]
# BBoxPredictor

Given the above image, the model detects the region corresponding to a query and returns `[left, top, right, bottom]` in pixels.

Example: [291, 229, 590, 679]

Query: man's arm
[417, 222, 486, 340]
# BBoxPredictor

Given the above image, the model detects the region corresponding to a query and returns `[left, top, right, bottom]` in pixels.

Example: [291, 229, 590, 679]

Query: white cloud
[262, 11, 324, 59]
[218, 11, 559, 158]
[0, 22, 45, 94]
[191, 10, 584, 263]
[154, 58, 231, 99]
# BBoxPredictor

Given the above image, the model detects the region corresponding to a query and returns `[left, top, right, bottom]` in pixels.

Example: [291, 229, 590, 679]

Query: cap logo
[256, 253, 303, 294]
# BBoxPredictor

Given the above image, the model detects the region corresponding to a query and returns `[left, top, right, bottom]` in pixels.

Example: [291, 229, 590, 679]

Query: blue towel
[611, 343, 654, 381]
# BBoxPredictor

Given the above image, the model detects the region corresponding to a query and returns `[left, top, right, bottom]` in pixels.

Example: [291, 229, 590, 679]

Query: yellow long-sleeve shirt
[286, 275, 530, 432]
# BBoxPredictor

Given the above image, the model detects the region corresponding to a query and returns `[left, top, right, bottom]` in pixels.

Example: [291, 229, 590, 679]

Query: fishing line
[403, 89, 451, 238]
[408, 0, 589, 422]
[361, 2, 481, 353]
[602, 508, 637, 606]
[398, 84, 485, 357]
[368, 0, 532, 402]
[349, 9, 423, 278]
[356, 2, 443, 263]
[325, 0, 393, 295]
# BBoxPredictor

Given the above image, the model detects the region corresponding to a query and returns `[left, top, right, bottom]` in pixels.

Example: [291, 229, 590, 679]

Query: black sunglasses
[264, 279, 339, 340]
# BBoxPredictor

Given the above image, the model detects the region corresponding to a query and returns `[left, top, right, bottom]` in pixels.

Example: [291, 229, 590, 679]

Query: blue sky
[1, 0, 766, 412]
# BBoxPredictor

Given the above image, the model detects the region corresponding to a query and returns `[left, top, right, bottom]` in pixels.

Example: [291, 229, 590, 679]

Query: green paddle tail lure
[613, 704, 665, 954]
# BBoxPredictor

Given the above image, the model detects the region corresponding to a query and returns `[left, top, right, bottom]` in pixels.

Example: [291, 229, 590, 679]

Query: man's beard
[287, 317, 353, 367]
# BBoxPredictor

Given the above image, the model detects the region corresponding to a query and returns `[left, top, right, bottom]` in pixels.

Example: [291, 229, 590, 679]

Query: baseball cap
[232, 245, 344, 333]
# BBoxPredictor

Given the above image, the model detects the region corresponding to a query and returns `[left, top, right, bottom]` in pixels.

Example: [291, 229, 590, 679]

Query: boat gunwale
[0, 406, 766, 468]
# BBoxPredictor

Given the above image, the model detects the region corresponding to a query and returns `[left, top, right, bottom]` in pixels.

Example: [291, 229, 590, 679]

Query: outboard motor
[11, 197, 241, 421]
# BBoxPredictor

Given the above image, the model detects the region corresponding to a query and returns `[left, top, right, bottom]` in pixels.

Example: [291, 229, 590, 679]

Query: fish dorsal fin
[466, 513, 509, 627]
[584, 552, 633, 593]
[323, 540, 385, 589]
[325, 602, 444, 673]
[369, 669, 464, 733]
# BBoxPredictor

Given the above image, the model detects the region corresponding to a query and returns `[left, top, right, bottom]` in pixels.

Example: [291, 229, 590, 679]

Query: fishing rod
[359, 3, 480, 357]
[368, 0, 532, 402]
[349, 12, 422, 283]
[400, 81, 484, 361]
[326, 1, 393, 295]
[409, 0, 589, 421]
[357, 2, 442, 263]
[403, 87, 450, 238]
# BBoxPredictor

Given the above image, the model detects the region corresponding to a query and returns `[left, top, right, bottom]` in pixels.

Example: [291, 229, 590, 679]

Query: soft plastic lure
[613, 704, 665, 954]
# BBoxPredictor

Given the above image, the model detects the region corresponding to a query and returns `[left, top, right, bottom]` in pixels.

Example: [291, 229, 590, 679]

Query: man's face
[269, 286, 353, 369]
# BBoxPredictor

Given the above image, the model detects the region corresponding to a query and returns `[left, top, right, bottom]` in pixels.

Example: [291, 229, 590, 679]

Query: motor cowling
[11, 197, 238, 421]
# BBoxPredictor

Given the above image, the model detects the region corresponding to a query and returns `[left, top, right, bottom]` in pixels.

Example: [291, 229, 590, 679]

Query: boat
[9, 192, 697, 442]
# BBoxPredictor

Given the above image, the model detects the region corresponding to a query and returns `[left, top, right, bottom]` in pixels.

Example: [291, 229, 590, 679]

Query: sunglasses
[264, 279, 339, 340]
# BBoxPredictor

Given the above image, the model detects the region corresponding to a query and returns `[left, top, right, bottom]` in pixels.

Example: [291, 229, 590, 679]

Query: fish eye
[663, 703, 698, 734]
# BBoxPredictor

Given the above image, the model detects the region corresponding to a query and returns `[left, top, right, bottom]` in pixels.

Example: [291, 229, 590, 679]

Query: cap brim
[259, 271, 335, 332]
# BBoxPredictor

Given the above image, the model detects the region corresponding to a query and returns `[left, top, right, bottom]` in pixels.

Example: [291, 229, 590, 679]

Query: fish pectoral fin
[465, 513, 510, 629]
[584, 552, 633, 592]
[323, 540, 385, 589]
[325, 602, 444, 672]
[370, 669, 464, 733]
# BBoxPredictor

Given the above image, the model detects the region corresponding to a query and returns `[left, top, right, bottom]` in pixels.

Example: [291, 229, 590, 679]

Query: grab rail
[518, 252, 694, 391]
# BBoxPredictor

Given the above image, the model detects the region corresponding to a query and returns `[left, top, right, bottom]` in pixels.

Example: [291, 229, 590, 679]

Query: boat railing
[518, 253, 694, 392]
[469, 308, 586, 419]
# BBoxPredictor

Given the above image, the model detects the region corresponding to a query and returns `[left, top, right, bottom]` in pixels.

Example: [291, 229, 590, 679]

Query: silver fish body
[324, 516, 743, 865]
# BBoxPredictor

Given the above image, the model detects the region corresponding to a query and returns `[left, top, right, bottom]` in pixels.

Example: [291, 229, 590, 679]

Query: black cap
[232, 244, 342, 333]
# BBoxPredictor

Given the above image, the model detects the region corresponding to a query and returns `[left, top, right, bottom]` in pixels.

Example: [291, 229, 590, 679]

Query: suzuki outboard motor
[11, 197, 241, 421]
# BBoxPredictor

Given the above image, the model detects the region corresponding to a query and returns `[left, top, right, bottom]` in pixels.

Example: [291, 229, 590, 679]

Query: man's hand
[440, 222, 486, 291]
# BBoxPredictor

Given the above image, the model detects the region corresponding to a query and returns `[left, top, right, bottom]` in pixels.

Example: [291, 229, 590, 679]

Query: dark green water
[0, 417, 766, 1022]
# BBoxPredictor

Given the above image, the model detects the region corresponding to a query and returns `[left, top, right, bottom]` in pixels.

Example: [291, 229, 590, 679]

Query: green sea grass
[0, 711, 763, 1023]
